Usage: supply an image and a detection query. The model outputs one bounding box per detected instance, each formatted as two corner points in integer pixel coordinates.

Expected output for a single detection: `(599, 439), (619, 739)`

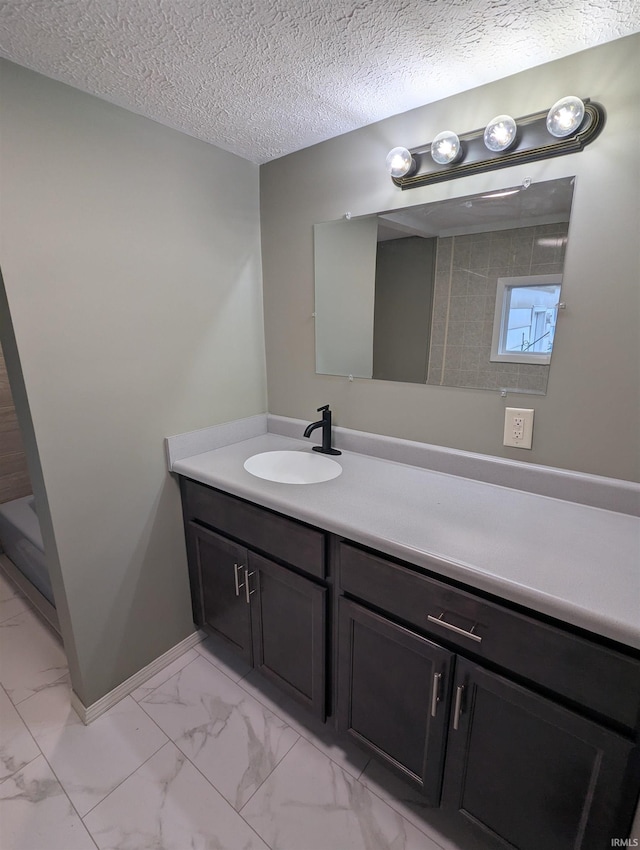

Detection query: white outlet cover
(504, 407), (534, 449)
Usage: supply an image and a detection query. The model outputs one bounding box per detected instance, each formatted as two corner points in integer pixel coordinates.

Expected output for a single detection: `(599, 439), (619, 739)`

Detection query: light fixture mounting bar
(393, 100), (604, 190)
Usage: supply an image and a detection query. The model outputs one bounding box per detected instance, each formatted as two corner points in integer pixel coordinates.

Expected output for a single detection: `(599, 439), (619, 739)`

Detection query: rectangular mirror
(314, 176), (575, 394)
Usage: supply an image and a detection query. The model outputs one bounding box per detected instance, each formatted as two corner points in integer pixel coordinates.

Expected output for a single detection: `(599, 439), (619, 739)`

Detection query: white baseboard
(71, 630), (204, 724)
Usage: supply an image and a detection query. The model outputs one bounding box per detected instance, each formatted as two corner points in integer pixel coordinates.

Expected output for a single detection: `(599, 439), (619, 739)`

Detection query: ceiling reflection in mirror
(313, 177), (575, 394)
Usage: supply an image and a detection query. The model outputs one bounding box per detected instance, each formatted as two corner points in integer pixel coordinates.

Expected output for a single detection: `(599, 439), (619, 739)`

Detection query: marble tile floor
(0, 562), (496, 850)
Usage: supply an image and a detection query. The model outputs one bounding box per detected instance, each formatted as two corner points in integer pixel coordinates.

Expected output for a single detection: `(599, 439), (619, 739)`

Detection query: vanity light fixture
(546, 96), (585, 138)
(385, 146), (416, 178)
(483, 114), (518, 152)
(387, 96), (604, 190)
(430, 130), (462, 164)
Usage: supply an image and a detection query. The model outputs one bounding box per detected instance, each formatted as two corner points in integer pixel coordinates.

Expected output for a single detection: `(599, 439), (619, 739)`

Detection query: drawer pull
(430, 672), (442, 718)
(233, 563), (245, 597)
(453, 685), (464, 730)
(244, 569), (256, 604)
(427, 613), (482, 643)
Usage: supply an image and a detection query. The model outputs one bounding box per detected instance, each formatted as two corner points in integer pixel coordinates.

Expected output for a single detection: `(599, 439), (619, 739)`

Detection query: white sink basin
(244, 450), (342, 484)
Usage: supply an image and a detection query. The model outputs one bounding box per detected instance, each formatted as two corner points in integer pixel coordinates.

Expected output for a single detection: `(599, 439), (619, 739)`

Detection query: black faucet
(303, 405), (341, 455)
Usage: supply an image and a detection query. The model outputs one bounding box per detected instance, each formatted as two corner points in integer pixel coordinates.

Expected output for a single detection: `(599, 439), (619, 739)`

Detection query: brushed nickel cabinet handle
(233, 563), (245, 597)
(430, 672), (442, 718)
(453, 685), (464, 730)
(244, 569), (256, 604)
(427, 613), (482, 643)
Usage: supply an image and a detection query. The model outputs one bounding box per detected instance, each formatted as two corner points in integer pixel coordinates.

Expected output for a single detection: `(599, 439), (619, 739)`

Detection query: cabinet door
(337, 598), (454, 803)
(188, 522), (253, 664)
(248, 552), (327, 720)
(442, 657), (637, 850)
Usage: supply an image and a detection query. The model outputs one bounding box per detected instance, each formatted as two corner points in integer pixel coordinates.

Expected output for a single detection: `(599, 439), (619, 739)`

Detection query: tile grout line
(237, 728), (301, 815)
(356, 756), (371, 780)
(207, 661), (454, 850)
(105, 638), (468, 850)
(231, 672), (370, 781)
(0, 582), (35, 625)
(0, 589), (68, 709)
(1, 589), (276, 847)
(0, 682), (45, 785)
(0, 683), (48, 800)
(0, 750), (41, 786)
(21, 739), (101, 849)
(226, 667), (448, 844)
(177, 741), (279, 850)
(194, 640), (253, 685)
(12, 680), (170, 833)
(132, 651), (285, 783)
(304, 735), (450, 850)
(0, 597), (84, 845)
(354, 774), (450, 850)
(135, 647), (305, 829)
(11, 669), (71, 707)
(130, 646), (202, 703)
(77, 731), (171, 822)
(134, 653), (300, 850)
(4, 618), (456, 850)
(197, 644), (379, 785)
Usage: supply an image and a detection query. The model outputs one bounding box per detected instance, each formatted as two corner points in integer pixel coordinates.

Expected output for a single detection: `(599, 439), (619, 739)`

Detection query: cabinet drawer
(182, 479), (326, 579)
(339, 542), (640, 732)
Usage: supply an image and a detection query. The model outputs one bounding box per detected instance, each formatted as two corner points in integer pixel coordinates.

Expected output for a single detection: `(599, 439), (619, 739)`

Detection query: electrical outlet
(504, 407), (534, 449)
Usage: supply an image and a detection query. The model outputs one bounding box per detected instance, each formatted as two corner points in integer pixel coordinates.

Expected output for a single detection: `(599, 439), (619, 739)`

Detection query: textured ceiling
(0, 1), (638, 163)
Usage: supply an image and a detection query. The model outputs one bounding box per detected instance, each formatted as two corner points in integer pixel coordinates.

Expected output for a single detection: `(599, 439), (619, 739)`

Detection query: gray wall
(373, 236), (434, 384)
(0, 60), (267, 704)
(260, 35), (640, 482)
(314, 217), (377, 378)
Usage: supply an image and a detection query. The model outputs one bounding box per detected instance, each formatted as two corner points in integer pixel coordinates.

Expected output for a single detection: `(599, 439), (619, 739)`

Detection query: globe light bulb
(546, 96), (585, 138)
(484, 115), (517, 152)
(385, 147), (415, 178)
(430, 131), (462, 165)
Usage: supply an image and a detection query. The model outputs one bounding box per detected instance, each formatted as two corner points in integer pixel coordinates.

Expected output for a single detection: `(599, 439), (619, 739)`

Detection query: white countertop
(172, 431), (640, 651)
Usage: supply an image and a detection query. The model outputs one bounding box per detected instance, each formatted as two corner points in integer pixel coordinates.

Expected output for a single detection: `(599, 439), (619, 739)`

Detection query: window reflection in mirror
(490, 275), (562, 366)
(313, 177), (575, 395)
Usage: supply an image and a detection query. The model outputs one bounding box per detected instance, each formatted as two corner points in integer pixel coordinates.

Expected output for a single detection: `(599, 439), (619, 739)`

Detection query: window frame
(490, 273), (562, 366)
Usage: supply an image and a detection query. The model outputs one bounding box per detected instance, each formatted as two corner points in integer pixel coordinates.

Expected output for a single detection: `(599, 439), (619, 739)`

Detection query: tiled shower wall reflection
(427, 223), (568, 392)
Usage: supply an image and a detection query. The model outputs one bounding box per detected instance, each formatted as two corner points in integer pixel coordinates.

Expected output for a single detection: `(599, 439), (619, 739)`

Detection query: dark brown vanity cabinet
(191, 524), (252, 661)
(336, 542), (640, 849)
(181, 479), (328, 719)
(179, 477), (640, 848)
(337, 597), (454, 803)
(442, 658), (636, 850)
